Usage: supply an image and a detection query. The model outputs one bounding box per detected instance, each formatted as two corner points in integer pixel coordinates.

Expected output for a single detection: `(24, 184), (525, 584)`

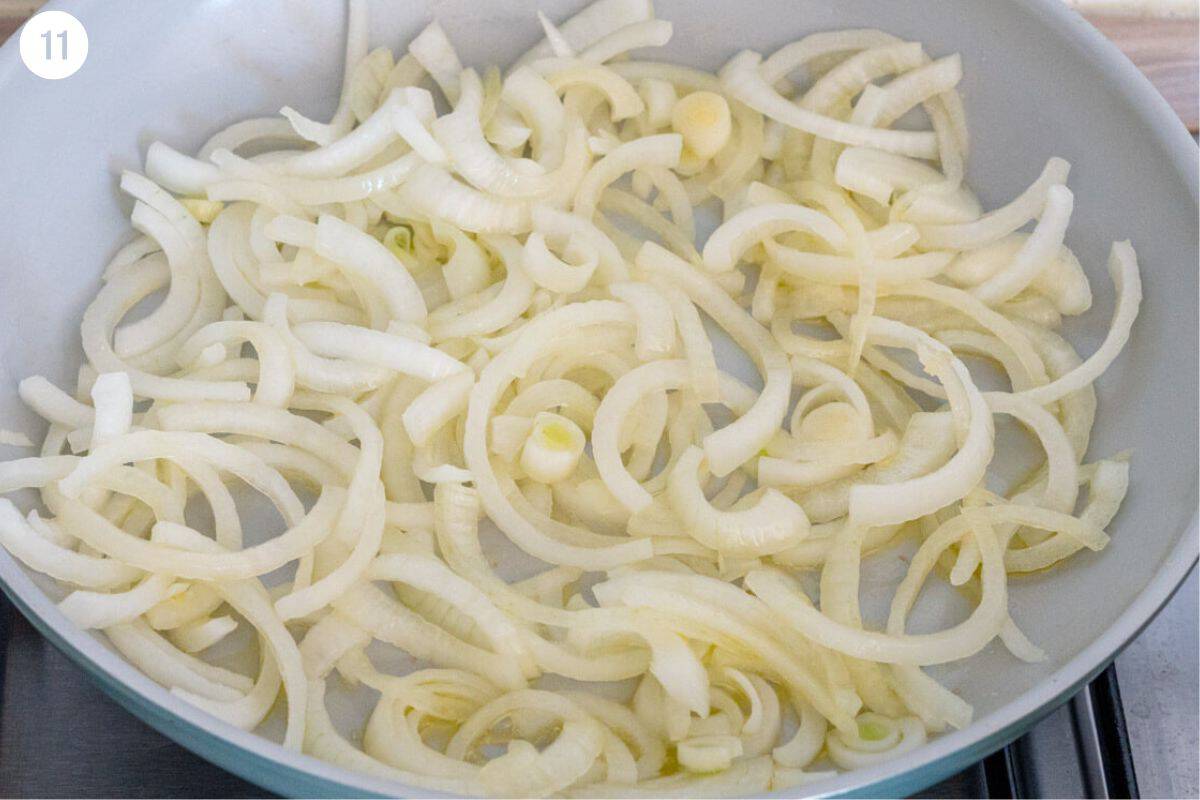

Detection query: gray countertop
(1114, 568), (1198, 799)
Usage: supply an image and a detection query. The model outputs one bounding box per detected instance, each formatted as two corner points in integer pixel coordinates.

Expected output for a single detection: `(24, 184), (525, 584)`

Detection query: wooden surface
(0, 0), (38, 45)
(0, 1), (1195, 130)
(1088, 13), (1199, 130)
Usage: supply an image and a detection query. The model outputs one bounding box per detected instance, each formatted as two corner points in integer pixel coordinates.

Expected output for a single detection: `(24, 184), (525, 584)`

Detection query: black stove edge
(1088, 665), (1139, 798)
(970, 663), (1138, 800)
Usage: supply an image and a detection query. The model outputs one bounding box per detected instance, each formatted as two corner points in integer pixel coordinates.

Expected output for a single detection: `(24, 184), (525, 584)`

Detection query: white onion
(721, 51), (940, 158)
(407, 21), (463, 103)
(668, 447), (810, 556)
(574, 134), (682, 220)
(702, 202), (847, 273)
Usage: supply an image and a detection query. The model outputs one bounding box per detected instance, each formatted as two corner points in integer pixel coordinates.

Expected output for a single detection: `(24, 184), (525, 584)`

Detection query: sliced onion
(703, 202), (846, 273)
(0, 5), (1146, 793)
(721, 51), (939, 158)
(668, 447), (810, 556)
(1016, 241), (1141, 406)
(408, 21), (463, 103)
(918, 158), (1070, 250)
(574, 134), (682, 220)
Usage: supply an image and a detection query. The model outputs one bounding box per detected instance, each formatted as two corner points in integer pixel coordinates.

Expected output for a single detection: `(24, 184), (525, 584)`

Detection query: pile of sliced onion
(0, 0), (1141, 796)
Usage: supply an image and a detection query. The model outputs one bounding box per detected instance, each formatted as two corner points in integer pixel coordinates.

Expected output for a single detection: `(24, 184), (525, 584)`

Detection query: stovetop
(0, 569), (1195, 799)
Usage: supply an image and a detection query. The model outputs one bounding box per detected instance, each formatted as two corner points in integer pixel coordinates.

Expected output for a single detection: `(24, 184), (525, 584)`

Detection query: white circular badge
(19, 10), (89, 80)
